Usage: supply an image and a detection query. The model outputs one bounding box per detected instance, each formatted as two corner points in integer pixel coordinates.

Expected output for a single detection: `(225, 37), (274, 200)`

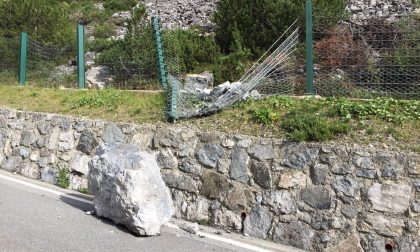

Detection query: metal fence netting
(26, 36), (77, 88)
(94, 19), (160, 90)
(313, 14), (420, 99)
(0, 37), (19, 83)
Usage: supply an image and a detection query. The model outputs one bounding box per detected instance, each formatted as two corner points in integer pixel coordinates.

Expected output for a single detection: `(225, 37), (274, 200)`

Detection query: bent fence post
(77, 24), (85, 89)
(305, 0), (314, 95)
(19, 32), (27, 86)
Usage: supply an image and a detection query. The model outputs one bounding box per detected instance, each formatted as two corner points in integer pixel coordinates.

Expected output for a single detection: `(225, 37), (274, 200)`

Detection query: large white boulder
(88, 143), (174, 236)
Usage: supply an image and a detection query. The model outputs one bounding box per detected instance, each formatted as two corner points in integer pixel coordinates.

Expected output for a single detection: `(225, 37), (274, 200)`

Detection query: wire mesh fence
(0, 36), (19, 84)
(313, 14), (420, 99)
(94, 18), (160, 90)
(95, 61), (158, 90)
(26, 36), (77, 88)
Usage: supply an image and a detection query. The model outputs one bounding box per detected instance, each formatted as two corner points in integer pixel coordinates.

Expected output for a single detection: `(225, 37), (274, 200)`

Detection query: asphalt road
(0, 177), (249, 252)
(0, 172), (297, 252)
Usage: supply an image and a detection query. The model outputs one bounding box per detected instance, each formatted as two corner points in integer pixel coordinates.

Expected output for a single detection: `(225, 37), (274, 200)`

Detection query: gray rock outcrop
(347, 0), (414, 20)
(88, 143), (174, 236)
(86, 66), (112, 89)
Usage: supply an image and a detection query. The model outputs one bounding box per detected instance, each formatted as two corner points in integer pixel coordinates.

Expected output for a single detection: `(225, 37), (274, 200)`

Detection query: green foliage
(71, 89), (122, 110)
(57, 166), (70, 189)
(212, 48), (252, 83)
(265, 96), (297, 109)
(210, 25), (252, 83)
(95, 6), (158, 89)
(214, 0), (347, 55)
(0, 0), (73, 46)
(0, 37), (20, 70)
(87, 38), (115, 52)
(281, 113), (349, 142)
(163, 29), (221, 74)
(327, 97), (420, 123)
(250, 108), (279, 124)
(103, 0), (138, 12)
(65, 0), (107, 24)
(93, 22), (117, 39)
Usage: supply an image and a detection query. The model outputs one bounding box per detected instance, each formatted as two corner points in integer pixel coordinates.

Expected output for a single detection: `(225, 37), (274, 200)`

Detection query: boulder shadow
(59, 194), (136, 236)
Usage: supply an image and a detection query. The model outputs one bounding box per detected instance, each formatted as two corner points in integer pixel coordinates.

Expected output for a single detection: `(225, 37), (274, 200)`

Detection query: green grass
(184, 96), (420, 151)
(0, 84), (418, 151)
(0, 85), (166, 124)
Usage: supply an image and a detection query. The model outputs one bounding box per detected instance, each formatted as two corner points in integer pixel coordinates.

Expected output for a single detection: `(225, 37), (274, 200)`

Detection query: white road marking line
(0, 174), (92, 204)
(196, 231), (273, 252)
(164, 223), (272, 252)
(1, 173), (272, 252)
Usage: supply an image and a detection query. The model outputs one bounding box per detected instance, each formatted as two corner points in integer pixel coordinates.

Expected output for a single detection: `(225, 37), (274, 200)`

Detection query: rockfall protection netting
(0, 35), (76, 87)
(164, 21), (300, 120)
(313, 14), (420, 99)
(0, 37), (19, 83)
(94, 19), (159, 90)
(26, 37), (76, 88)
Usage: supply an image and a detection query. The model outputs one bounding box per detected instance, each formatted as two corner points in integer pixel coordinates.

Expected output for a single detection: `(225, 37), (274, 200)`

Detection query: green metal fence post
(305, 0), (314, 95)
(151, 16), (168, 90)
(77, 24), (85, 89)
(18, 32), (27, 86)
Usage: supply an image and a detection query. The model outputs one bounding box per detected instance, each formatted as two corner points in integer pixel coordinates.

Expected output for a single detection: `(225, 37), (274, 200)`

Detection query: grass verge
(0, 85), (418, 152)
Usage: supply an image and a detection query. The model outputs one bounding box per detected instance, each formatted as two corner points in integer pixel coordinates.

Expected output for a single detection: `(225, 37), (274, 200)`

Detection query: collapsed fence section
(159, 18), (300, 120)
(312, 14), (420, 99)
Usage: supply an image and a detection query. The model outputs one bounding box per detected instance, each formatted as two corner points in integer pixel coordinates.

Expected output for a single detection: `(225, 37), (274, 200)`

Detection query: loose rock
(88, 143), (174, 236)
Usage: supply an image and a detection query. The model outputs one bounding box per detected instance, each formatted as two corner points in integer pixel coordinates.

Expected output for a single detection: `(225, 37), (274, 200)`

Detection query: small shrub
(103, 0), (138, 12)
(57, 167), (70, 189)
(281, 114), (349, 142)
(314, 24), (367, 67)
(266, 96), (297, 109)
(93, 23), (117, 39)
(163, 29), (221, 75)
(250, 108), (279, 124)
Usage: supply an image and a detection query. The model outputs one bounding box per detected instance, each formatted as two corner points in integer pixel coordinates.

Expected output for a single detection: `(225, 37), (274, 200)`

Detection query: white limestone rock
(88, 143), (174, 236)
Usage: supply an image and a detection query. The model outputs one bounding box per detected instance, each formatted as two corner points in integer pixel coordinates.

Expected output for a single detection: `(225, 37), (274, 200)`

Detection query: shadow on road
(59, 194), (136, 236)
(60, 194), (94, 212)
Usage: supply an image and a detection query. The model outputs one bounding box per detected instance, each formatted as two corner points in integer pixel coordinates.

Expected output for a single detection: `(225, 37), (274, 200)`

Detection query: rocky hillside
(141, 0), (417, 30)
(143, 0), (218, 31)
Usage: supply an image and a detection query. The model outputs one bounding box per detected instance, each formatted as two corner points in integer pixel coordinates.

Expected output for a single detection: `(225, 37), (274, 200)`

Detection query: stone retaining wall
(0, 108), (419, 251)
